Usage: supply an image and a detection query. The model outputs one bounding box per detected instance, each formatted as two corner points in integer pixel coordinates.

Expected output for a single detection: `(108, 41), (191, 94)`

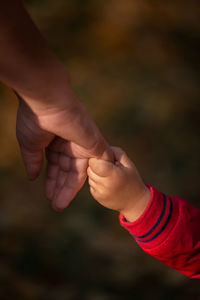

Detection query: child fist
(87, 147), (150, 222)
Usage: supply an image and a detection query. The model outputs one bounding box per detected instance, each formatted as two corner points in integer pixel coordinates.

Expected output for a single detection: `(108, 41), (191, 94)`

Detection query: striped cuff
(119, 185), (179, 249)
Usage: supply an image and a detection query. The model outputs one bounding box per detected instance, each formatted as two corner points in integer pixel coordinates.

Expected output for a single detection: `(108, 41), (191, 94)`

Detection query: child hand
(87, 147), (151, 222)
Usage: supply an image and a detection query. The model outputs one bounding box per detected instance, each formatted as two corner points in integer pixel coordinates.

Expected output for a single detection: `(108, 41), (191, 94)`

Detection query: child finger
(88, 177), (98, 188)
(89, 186), (97, 196)
(111, 146), (133, 168)
(87, 166), (104, 183)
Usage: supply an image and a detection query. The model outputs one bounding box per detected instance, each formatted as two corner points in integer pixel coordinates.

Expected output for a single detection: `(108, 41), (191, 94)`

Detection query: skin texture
(0, 0), (114, 210)
(16, 95), (113, 211)
(87, 147), (151, 222)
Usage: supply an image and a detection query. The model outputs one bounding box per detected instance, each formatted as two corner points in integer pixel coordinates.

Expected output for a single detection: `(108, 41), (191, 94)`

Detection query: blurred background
(0, 0), (200, 299)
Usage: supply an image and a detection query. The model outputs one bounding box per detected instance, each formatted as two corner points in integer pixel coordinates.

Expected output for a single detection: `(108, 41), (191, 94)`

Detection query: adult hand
(16, 94), (113, 211)
(0, 0), (114, 211)
(45, 138), (89, 211)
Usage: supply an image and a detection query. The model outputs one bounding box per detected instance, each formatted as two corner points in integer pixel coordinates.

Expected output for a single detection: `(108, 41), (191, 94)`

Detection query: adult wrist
(15, 60), (70, 103)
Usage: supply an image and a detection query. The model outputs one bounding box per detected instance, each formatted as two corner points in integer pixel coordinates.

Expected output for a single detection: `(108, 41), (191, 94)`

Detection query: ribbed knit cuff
(119, 185), (179, 249)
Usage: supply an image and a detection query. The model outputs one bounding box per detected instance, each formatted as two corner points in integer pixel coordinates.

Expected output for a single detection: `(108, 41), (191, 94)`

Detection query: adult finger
(19, 145), (43, 180)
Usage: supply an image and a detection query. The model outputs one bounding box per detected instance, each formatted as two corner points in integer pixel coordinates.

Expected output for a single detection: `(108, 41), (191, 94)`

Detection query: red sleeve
(119, 185), (200, 279)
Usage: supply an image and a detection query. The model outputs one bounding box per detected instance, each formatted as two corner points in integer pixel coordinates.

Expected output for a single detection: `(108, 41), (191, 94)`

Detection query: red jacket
(119, 185), (200, 279)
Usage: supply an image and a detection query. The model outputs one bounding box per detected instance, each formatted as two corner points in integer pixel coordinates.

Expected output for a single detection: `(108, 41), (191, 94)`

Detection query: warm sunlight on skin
(16, 94), (113, 212)
(87, 147), (151, 222)
(0, 1), (114, 212)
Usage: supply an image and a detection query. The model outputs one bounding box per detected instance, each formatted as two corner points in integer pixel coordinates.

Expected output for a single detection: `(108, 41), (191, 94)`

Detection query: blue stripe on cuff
(136, 197), (173, 243)
(134, 193), (167, 239)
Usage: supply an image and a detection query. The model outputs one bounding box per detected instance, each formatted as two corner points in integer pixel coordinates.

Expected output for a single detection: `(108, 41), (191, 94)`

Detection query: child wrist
(120, 187), (151, 222)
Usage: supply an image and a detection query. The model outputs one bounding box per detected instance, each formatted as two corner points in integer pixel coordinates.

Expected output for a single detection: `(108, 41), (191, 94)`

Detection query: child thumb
(89, 158), (114, 177)
(111, 147), (133, 168)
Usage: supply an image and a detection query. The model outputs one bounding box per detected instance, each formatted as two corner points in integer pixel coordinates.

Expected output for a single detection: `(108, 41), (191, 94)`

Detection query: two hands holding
(16, 89), (150, 222)
(16, 93), (150, 222)
(0, 0), (150, 223)
(1, 1), (199, 279)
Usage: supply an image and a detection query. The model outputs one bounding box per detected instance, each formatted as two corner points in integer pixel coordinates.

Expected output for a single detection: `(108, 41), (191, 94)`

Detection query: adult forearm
(0, 0), (70, 105)
(0, 1), (113, 160)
